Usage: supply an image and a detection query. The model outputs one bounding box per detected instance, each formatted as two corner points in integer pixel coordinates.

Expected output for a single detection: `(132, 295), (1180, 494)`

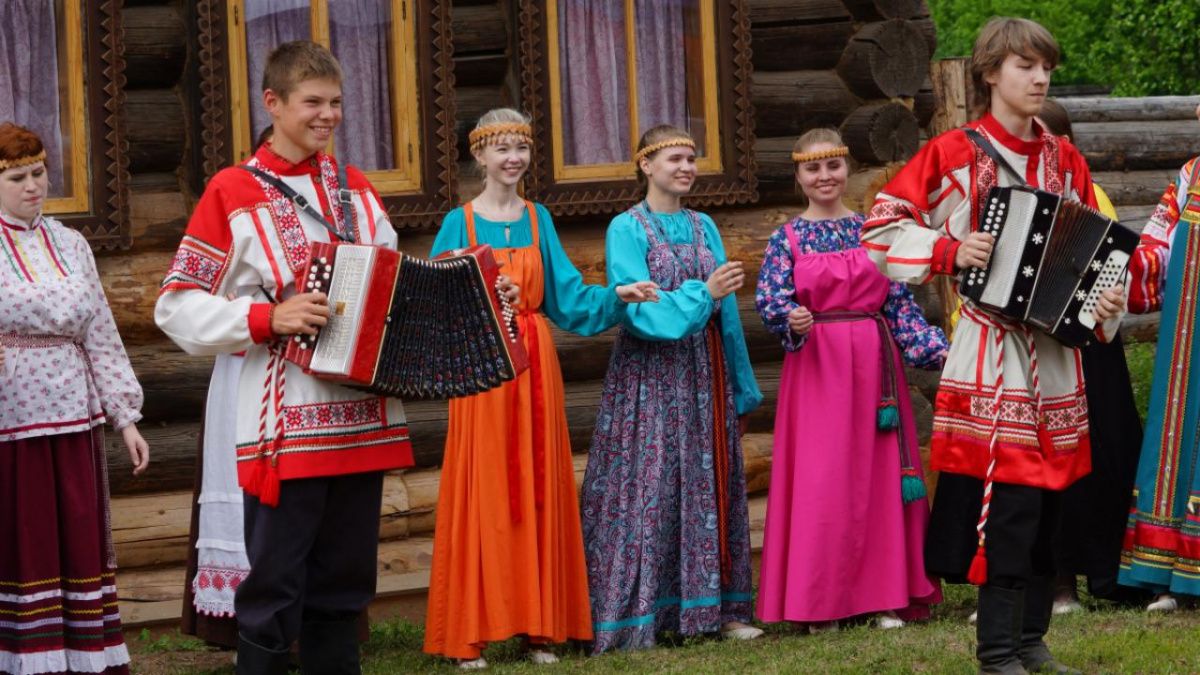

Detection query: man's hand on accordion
(616, 281), (660, 303)
(955, 232), (996, 271)
(1093, 284), (1126, 323)
(271, 292), (330, 336)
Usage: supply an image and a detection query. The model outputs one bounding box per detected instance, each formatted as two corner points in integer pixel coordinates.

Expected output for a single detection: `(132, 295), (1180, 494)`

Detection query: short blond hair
(262, 40), (343, 100)
(970, 18), (1059, 117)
(792, 128), (844, 158)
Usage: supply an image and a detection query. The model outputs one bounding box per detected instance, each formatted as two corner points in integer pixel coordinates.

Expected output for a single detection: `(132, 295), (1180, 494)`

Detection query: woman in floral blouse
(754, 128), (946, 632)
(0, 123), (148, 675)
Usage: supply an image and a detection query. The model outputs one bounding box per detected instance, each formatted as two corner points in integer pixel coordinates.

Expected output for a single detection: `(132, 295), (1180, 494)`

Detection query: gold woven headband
(792, 146), (849, 163)
(0, 150), (47, 171)
(468, 123), (533, 152)
(634, 138), (696, 164)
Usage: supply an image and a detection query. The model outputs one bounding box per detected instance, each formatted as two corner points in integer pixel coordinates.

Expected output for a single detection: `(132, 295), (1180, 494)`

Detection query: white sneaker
(967, 610), (977, 625)
(1052, 598), (1083, 615)
(721, 624), (764, 641)
(459, 657), (488, 670)
(1147, 594), (1179, 612)
(877, 613), (905, 629)
(529, 650), (559, 665)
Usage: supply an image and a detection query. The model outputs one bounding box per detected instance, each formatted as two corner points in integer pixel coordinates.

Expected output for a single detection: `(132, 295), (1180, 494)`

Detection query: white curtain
(0, 0), (65, 196)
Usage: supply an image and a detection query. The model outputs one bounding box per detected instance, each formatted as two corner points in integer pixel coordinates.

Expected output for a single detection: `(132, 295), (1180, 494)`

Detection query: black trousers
(234, 471), (384, 651)
(926, 474), (1061, 588)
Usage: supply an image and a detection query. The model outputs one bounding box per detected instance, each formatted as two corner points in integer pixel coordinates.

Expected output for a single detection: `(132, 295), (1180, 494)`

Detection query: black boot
(299, 617), (362, 675)
(1019, 576), (1081, 674)
(976, 585), (1029, 675)
(237, 635), (291, 675)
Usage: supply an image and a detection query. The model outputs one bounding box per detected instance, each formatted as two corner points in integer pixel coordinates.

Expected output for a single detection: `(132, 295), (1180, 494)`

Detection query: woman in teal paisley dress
(581, 125), (763, 653)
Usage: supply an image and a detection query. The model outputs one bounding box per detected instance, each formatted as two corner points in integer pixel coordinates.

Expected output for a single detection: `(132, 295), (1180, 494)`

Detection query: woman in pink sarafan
(754, 128), (946, 632)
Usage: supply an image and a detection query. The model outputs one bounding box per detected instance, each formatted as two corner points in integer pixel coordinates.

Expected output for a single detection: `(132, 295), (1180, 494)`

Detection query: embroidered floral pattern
(282, 397), (383, 432)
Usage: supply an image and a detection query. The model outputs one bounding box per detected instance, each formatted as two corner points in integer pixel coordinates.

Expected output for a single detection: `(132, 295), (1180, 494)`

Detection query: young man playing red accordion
(862, 18), (1125, 675)
(155, 42), (519, 674)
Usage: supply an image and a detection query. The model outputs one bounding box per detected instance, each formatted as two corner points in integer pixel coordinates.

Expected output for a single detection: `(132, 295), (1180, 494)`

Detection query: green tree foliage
(927, 0), (1200, 95)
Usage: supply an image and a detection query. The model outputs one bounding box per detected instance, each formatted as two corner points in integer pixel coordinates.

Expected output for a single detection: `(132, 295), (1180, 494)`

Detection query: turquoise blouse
(605, 208), (763, 415)
(430, 202), (624, 337)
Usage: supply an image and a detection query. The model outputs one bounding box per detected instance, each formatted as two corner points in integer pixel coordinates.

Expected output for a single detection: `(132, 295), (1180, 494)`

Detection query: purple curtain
(245, 0), (311, 148)
(558, 0), (698, 166)
(0, 1), (65, 197)
(635, 1), (690, 141)
(558, 0), (629, 165)
(244, 0), (394, 171)
(330, 0), (394, 171)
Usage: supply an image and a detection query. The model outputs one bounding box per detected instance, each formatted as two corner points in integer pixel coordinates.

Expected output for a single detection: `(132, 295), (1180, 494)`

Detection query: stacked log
(749, 0), (936, 198)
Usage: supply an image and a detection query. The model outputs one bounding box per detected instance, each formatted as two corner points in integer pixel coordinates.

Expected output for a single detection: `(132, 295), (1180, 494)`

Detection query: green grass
(130, 585), (1200, 674)
(1124, 341), (1156, 426)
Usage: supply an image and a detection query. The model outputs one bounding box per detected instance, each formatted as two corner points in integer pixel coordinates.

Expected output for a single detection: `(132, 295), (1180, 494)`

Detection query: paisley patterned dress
(582, 203), (761, 653)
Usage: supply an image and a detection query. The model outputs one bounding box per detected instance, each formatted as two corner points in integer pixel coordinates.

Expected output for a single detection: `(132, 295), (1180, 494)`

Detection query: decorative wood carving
(517, 0), (758, 216)
(71, 0), (131, 250)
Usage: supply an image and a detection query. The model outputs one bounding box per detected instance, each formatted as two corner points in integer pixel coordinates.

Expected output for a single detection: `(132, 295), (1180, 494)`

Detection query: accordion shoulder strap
(238, 164), (355, 243)
(962, 127), (1027, 187)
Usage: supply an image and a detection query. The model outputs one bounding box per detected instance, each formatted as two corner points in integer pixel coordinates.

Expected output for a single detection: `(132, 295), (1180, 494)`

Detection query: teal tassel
(901, 474), (927, 504)
(876, 401), (899, 430)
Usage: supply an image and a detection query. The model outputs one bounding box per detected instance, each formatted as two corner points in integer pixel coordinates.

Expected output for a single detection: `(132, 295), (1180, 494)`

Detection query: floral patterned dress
(0, 213), (143, 675)
(582, 203), (761, 653)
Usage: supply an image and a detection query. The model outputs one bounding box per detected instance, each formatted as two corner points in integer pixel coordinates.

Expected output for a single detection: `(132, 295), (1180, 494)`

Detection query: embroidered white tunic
(0, 214), (142, 441)
(155, 147), (413, 499)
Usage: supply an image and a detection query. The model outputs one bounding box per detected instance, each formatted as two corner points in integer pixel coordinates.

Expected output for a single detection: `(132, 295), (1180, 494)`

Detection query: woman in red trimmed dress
(0, 122), (149, 674)
(863, 19), (1125, 674)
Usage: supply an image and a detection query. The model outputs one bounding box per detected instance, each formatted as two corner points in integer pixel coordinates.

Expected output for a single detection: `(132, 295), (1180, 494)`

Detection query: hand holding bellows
(271, 292), (330, 336)
(1093, 284), (1126, 322)
(956, 232), (996, 271)
(616, 280), (660, 303)
(706, 261), (744, 300)
(788, 305), (814, 336)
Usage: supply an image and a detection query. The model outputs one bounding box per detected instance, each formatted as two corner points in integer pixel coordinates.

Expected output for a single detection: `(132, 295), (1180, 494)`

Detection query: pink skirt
(0, 427), (130, 674)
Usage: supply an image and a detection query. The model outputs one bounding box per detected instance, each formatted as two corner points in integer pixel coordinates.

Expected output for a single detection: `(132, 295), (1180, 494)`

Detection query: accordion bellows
(960, 186), (1138, 347)
(285, 242), (529, 399)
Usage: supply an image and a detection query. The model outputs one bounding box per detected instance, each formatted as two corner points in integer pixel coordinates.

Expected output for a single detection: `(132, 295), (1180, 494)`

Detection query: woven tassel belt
(811, 310), (926, 504)
(0, 333), (80, 348)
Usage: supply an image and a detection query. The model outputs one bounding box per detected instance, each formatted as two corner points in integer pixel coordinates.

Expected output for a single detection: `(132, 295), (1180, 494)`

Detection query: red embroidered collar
(975, 113), (1046, 156)
(253, 142), (324, 176)
(0, 213), (42, 232)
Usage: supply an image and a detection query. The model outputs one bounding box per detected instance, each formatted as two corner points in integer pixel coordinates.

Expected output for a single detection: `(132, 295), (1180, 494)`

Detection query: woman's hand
(955, 232), (996, 271)
(496, 275), (520, 306)
(705, 262), (745, 301)
(271, 292), (329, 336)
(616, 281), (660, 303)
(122, 424), (150, 476)
(1094, 284), (1126, 322)
(788, 306), (814, 336)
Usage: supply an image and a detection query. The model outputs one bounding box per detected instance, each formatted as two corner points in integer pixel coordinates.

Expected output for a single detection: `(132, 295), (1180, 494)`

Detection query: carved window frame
(517, 0), (757, 216)
(196, 0), (457, 229)
(43, 1), (131, 249)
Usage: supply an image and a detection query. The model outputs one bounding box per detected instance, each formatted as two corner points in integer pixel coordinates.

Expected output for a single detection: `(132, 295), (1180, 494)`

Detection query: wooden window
(0, 1), (130, 247)
(200, 0), (457, 228)
(519, 0), (756, 215)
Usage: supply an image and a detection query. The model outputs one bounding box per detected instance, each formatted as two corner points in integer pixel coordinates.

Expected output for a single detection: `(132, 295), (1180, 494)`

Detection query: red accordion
(285, 242), (529, 399)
